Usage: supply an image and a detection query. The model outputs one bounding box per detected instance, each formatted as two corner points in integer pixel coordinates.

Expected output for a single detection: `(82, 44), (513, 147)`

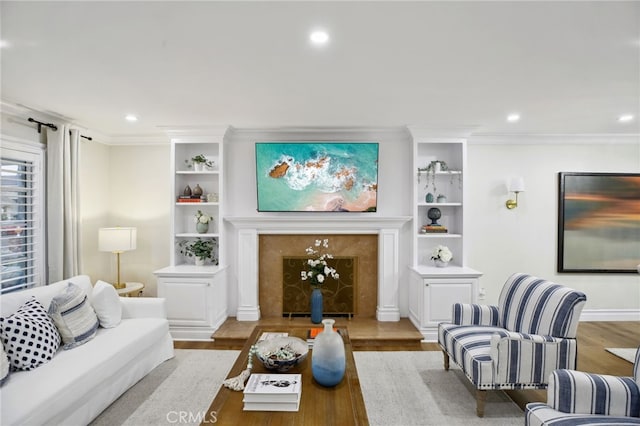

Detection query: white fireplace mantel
(225, 216), (411, 322)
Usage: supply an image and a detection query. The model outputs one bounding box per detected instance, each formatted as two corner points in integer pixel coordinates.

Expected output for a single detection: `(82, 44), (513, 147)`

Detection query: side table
(116, 282), (145, 297)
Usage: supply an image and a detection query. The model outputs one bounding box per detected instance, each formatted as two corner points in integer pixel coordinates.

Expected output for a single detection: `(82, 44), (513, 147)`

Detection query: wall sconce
(99, 227), (137, 289)
(505, 177), (525, 209)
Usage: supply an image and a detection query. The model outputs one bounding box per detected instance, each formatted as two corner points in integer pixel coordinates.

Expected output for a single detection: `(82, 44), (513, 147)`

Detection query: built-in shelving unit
(154, 127), (229, 341)
(407, 128), (482, 341)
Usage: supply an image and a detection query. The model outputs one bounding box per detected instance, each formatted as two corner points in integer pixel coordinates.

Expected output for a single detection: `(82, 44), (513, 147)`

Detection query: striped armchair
(525, 347), (640, 425)
(438, 273), (587, 417)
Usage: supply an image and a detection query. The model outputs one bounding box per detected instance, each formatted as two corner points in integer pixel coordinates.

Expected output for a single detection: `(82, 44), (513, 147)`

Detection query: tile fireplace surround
(226, 216), (411, 322)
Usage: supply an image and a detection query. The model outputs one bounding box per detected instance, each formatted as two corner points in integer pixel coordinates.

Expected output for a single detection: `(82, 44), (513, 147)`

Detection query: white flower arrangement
(194, 210), (213, 224)
(430, 245), (453, 262)
(300, 239), (340, 287)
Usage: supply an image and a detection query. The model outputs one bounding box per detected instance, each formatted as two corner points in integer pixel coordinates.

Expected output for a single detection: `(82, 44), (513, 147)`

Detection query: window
(1, 139), (45, 293)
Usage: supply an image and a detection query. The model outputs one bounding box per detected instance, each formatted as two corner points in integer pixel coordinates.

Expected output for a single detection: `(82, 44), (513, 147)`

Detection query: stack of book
(243, 373), (302, 412)
(177, 195), (203, 203)
(422, 224), (448, 233)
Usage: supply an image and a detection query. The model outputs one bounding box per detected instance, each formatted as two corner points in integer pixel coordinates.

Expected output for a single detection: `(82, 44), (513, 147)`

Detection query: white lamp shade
(508, 177), (526, 193)
(99, 227), (137, 252)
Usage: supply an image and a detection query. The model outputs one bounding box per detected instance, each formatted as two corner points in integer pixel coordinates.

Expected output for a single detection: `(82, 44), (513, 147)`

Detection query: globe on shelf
(427, 207), (442, 225)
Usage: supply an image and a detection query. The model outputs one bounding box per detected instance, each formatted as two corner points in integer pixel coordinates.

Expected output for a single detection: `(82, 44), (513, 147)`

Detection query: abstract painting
(558, 172), (640, 273)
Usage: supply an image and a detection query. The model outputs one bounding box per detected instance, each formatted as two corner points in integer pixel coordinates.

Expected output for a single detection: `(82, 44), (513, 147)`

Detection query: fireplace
(226, 216), (410, 322)
(259, 234), (377, 318)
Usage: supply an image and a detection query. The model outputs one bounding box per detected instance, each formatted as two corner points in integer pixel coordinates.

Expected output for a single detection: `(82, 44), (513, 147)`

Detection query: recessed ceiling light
(618, 114), (634, 123)
(125, 114), (138, 122)
(310, 30), (329, 45)
(507, 113), (520, 123)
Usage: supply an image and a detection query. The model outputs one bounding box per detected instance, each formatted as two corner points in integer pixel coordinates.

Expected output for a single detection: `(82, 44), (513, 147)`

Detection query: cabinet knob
(425, 283), (429, 287)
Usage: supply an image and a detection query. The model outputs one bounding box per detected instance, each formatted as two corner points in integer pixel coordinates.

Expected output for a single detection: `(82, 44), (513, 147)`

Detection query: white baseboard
(580, 309), (640, 322)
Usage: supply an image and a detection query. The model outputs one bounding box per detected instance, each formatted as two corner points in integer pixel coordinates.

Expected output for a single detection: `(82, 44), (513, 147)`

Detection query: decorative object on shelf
(418, 160), (449, 194)
(98, 227), (137, 289)
(427, 207), (442, 225)
(206, 192), (219, 203)
(437, 194), (447, 203)
(192, 184), (203, 197)
(178, 238), (217, 265)
(505, 177), (525, 209)
(189, 154), (213, 172)
(194, 210), (213, 234)
(425, 192), (434, 203)
(431, 245), (453, 267)
(254, 336), (309, 372)
(311, 319), (346, 387)
(300, 239), (340, 324)
(183, 185), (192, 196)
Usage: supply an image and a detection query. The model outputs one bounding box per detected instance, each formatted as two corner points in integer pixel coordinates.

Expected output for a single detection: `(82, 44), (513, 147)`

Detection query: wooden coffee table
(205, 325), (369, 425)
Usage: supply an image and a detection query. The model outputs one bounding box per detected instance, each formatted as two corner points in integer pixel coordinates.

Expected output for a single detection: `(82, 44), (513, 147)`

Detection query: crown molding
(469, 133), (640, 145)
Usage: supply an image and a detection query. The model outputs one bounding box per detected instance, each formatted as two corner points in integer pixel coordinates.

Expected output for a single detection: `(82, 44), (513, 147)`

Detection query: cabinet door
(158, 277), (213, 327)
(423, 279), (476, 327)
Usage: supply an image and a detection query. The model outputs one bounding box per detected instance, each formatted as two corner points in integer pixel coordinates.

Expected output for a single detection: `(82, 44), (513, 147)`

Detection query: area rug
(606, 347), (637, 363)
(90, 349), (240, 426)
(91, 349), (524, 426)
(354, 351), (524, 425)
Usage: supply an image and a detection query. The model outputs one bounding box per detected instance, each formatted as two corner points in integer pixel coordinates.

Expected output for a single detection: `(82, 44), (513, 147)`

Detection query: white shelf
(417, 233), (462, 239)
(176, 171), (220, 175)
(418, 202), (462, 207)
(175, 233), (220, 238)
(175, 202), (219, 206)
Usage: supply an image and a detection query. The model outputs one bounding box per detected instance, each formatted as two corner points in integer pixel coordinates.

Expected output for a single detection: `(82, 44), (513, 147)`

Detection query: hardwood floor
(174, 319), (639, 411)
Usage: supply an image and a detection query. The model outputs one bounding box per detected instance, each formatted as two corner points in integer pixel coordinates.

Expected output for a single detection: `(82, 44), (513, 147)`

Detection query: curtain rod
(28, 117), (57, 133)
(27, 117), (92, 140)
(69, 130), (92, 141)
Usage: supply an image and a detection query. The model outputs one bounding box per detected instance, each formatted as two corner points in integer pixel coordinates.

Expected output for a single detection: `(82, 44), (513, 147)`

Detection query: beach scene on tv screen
(255, 142), (378, 212)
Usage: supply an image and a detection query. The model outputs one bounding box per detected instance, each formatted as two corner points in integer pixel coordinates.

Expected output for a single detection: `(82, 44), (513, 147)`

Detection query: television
(255, 142), (378, 212)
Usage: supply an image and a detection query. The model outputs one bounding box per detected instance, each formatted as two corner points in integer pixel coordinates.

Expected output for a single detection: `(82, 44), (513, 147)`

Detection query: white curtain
(46, 125), (82, 282)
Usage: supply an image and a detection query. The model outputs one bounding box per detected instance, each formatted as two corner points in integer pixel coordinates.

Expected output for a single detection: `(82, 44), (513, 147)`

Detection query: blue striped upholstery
(498, 273), (586, 338)
(525, 347), (640, 425)
(437, 273), (587, 404)
(452, 303), (499, 326)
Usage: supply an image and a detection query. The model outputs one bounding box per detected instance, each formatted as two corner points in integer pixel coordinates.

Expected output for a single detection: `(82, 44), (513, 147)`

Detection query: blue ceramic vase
(310, 287), (323, 324)
(312, 319), (346, 387)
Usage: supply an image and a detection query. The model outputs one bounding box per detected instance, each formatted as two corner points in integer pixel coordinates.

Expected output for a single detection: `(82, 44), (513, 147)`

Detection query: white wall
(466, 135), (640, 317)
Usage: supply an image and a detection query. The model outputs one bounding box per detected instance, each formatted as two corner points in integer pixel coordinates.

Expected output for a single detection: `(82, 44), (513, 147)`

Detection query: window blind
(1, 155), (43, 293)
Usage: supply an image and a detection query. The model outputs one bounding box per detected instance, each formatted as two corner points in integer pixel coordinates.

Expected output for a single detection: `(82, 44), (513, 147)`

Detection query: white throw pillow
(48, 282), (99, 349)
(92, 280), (122, 328)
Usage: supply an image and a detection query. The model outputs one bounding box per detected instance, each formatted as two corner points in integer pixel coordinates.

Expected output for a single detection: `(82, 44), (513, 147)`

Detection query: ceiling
(1, 1), (639, 141)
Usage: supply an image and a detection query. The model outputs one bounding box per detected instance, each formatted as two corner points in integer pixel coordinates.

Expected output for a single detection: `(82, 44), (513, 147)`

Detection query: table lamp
(99, 227), (137, 289)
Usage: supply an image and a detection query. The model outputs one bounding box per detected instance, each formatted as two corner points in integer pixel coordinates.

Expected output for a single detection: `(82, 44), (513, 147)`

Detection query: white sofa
(0, 275), (174, 426)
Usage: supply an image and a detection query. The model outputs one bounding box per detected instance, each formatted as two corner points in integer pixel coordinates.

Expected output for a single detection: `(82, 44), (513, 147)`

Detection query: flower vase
(434, 259), (449, 267)
(310, 287), (323, 324)
(195, 257), (205, 266)
(196, 222), (209, 234)
(312, 319), (346, 387)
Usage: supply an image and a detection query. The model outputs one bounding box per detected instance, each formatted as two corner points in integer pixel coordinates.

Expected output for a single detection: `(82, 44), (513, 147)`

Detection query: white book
(243, 399), (301, 412)
(257, 332), (289, 342)
(243, 373), (302, 403)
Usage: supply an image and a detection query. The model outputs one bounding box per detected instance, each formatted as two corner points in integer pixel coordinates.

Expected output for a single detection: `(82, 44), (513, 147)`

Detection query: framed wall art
(557, 172), (640, 273)
(255, 142), (378, 212)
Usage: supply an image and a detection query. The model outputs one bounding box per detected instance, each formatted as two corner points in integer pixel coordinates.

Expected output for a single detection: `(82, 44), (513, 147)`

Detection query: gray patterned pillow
(0, 297), (61, 371)
(48, 282), (99, 349)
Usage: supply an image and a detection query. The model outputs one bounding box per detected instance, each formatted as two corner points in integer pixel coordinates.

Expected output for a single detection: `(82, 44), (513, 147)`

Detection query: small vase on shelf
(310, 287), (323, 324)
(195, 257), (205, 266)
(312, 319), (346, 387)
(196, 222), (209, 234)
(434, 259), (449, 267)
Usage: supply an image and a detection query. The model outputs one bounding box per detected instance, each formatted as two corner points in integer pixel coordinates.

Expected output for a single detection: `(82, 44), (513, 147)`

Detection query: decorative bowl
(254, 336), (309, 372)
